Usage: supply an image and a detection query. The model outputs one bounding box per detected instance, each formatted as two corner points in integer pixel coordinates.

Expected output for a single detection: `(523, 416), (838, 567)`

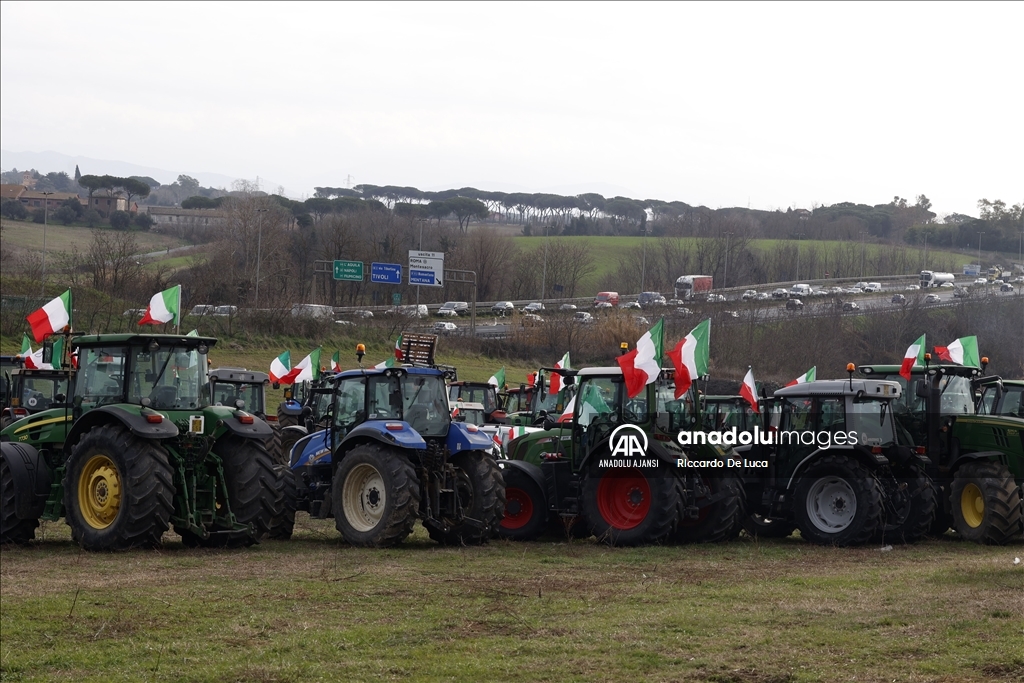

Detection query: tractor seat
(150, 386), (178, 409)
(405, 405), (428, 432)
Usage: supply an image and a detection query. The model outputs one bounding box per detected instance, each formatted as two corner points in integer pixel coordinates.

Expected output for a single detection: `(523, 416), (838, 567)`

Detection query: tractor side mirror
(300, 405), (313, 418)
(543, 417), (558, 430)
(54, 393), (66, 404)
(915, 380), (929, 399)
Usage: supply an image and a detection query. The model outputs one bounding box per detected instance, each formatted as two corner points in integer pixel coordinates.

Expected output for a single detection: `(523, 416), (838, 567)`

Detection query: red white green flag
(740, 367), (760, 413)
(293, 348), (321, 383)
(786, 366), (816, 387)
(138, 285), (180, 326)
(488, 366), (506, 390)
(26, 289), (72, 342)
(269, 350), (293, 384)
(934, 336), (980, 366)
(616, 318), (664, 398)
(900, 334), (926, 381)
(331, 351), (342, 373)
(549, 351), (570, 393)
(374, 357), (397, 370)
(394, 334), (404, 361)
(666, 318), (710, 398)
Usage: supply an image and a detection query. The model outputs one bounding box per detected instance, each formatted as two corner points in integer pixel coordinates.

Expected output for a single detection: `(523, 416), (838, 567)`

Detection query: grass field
(1, 519), (1021, 682)
(0, 218), (186, 254)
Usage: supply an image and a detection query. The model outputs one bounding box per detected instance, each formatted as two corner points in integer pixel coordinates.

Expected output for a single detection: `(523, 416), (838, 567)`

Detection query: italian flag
(138, 285), (180, 326)
(934, 336), (980, 366)
(617, 319), (664, 398)
(900, 334), (926, 381)
(269, 350), (293, 384)
(666, 318), (710, 398)
(331, 351), (342, 373)
(374, 357), (397, 370)
(292, 348), (322, 383)
(786, 366), (816, 387)
(549, 351), (570, 393)
(394, 334), (404, 361)
(488, 366), (506, 390)
(740, 367), (760, 413)
(19, 334), (43, 369)
(26, 289), (72, 342)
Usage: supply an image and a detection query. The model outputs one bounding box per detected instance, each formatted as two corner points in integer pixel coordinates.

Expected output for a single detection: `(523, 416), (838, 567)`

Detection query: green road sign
(392, 292), (402, 305)
(333, 260), (364, 281)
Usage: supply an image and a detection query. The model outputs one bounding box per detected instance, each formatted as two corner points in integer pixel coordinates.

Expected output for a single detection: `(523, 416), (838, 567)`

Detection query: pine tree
(74, 164), (81, 182)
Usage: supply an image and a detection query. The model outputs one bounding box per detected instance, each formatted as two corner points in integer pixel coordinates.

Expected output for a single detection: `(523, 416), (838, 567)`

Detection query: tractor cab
(701, 395), (758, 432)
(209, 368), (271, 419)
(1, 355), (25, 416)
(975, 378), (1024, 418)
(504, 368), (576, 428)
(447, 380), (506, 423)
(2, 367), (73, 428)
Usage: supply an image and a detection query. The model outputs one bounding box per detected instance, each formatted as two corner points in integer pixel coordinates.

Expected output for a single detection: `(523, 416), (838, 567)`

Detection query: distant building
(88, 195), (128, 215)
(145, 206), (226, 227)
(19, 190), (82, 210)
(0, 184), (26, 201)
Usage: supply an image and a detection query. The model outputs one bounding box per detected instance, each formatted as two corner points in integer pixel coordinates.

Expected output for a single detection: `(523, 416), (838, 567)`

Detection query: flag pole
(176, 284), (181, 335)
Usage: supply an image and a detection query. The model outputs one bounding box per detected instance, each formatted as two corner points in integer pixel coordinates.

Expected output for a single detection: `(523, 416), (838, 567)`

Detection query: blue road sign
(409, 269), (436, 285)
(371, 262), (402, 284)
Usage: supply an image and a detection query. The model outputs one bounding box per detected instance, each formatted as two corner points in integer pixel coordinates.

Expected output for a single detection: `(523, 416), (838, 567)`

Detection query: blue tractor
(283, 335), (508, 547)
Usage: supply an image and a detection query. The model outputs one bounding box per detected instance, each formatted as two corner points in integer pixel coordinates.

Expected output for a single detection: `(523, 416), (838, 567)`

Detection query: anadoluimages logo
(609, 424), (649, 458)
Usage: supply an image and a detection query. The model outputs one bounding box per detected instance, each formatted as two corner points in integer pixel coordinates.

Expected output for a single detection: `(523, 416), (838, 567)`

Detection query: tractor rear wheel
(266, 423), (286, 466)
(0, 458), (38, 545)
(950, 461), (1022, 545)
(334, 445), (419, 547)
(792, 455), (883, 546)
(741, 513), (796, 539)
(429, 451), (505, 546)
(217, 437), (280, 543)
(582, 465), (678, 546)
(876, 469), (936, 544)
(64, 424), (174, 550)
(497, 467), (547, 541)
(269, 465), (298, 539)
(673, 475), (745, 543)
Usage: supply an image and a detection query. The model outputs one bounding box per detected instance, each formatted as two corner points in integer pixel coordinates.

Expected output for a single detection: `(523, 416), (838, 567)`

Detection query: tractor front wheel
(950, 461), (1022, 545)
(0, 458), (39, 545)
(217, 437), (280, 544)
(64, 424), (174, 550)
(429, 451), (505, 546)
(582, 466), (678, 546)
(876, 469), (936, 544)
(269, 465), (298, 540)
(674, 475), (745, 543)
(497, 467), (546, 541)
(792, 455), (883, 546)
(334, 445), (419, 547)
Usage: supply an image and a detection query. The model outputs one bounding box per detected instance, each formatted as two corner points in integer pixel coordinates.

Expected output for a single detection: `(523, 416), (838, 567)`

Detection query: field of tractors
(1, 517), (1022, 683)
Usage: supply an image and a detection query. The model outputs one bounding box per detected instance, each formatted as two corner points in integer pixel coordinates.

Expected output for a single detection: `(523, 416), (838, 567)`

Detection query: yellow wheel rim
(78, 455), (122, 529)
(960, 483), (985, 529)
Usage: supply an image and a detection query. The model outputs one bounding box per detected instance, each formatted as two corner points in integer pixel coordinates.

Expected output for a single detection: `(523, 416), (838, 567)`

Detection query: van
(789, 284), (811, 298)
(290, 303), (335, 320)
(594, 292), (620, 307)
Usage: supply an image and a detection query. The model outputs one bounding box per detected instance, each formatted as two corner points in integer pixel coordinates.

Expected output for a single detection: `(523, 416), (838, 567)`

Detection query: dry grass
(0, 218), (186, 254)
(2, 518), (1022, 682)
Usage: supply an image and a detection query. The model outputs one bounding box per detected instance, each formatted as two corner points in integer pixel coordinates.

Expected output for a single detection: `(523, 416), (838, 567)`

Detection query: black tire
(64, 423), (174, 550)
(949, 461), (1022, 545)
(277, 405), (299, 429)
(741, 513), (796, 539)
(582, 465), (679, 546)
(497, 467), (547, 541)
(429, 451), (505, 546)
(929, 483), (953, 537)
(1, 458), (38, 545)
(673, 475), (745, 543)
(216, 437), (280, 543)
(876, 469), (937, 544)
(333, 444), (419, 547)
(269, 465), (298, 540)
(279, 429), (305, 468)
(266, 423), (286, 466)
(0, 415), (14, 430)
(792, 455), (883, 546)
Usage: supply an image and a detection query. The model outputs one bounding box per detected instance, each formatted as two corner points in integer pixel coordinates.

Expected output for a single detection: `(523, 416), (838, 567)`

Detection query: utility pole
(978, 231), (985, 276)
(540, 226), (549, 300)
(859, 232), (867, 277)
(795, 233), (803, 281)
(415, 219), (424, 307)
(254, 207), (268, 308)
(923, 232), (928, 271)
(723, 232), (733, 288)
(40, 191), (53, 296)
(640, 225), (648, 293)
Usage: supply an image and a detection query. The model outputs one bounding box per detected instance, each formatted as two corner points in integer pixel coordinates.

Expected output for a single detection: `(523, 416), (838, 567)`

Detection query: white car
(905, 284), (920, 291)
(433, 321), (458, 334)
(771, 288), (789, 299)
(844, 287), (862, 295)
(572, 311), (594, 324)
(559, 303), (577, 311)
(675, 307), (693, 317)
(863, 283), (882, 292)
(622, 301), (642, 310)
(940, 282), (955, 288)
(741, 290), (757, 300)
(706, 293), (726, 303)
(755, 292), (771, 301)
(491, 301), (515, 315)
(435, 308), (458, 317)
(973, 278), (989, 285)
(351, 310), (374, 318)
(925, 293), (941, 303)
(594, 301), (613, 310)
(854, 281), (869, 290)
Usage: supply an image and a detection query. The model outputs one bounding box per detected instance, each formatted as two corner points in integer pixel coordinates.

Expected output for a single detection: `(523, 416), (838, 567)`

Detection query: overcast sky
(2, 2), (1021, 217)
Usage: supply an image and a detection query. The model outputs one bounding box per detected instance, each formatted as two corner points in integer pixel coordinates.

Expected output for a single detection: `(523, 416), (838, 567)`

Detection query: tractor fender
(278, 400), (304, 417)
(447, 421), (495, 453)
(335, 422), (427, 460)
(1, 442), (52, 520)
(291, 429), (333, 468)
(948, 450), (1008, 474)
(65, 405), (179, 449)
(498, 458), (546, 493)
(784, 447), (888, 489)
(219, 414), (273, 438)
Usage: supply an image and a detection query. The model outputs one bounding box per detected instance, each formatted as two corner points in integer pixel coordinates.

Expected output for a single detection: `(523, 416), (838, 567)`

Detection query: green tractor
(209, 367), (283, 463)
(498, 366), (744, 546)
(1, 366), (73, 430)
(975, 378), (1024, 418)
(502, 368), (576, 428)
(0, 334), (281, 549)
(859, 361), (1023, 544)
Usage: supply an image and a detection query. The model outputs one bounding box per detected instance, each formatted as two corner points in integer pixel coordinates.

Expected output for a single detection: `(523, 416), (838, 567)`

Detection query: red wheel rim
(501, 487), (534, 529)
(596, 469), (651, 530)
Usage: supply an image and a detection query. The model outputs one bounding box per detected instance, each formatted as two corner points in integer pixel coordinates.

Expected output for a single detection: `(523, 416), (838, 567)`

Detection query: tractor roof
(10, 367), (73, 378)
(448, 381), (494, 388)
(71, 333), (217, 349)
(774, 379), (902, 399)
(858, 363), (981, 378)
(210, 368), (269, 383)
(336, 366), (443, 379)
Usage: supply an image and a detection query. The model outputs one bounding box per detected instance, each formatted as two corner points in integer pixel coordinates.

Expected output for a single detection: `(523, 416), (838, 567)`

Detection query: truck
(920, 271), (956, 288)
(789, 283), (812, 298)
(674, 275), (713, 300)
